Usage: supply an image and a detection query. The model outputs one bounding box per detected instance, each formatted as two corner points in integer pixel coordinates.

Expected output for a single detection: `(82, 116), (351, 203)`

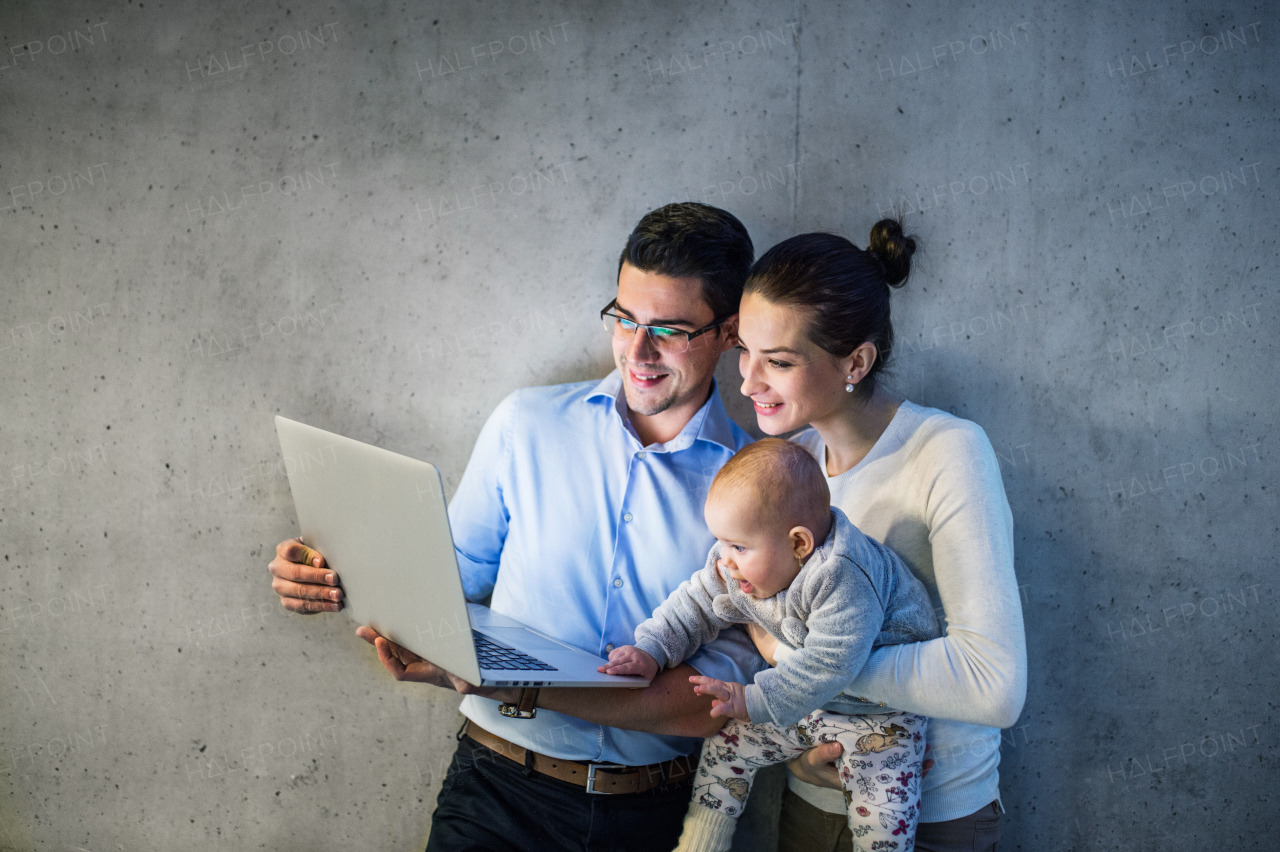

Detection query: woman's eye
(768, 360), (791, 369)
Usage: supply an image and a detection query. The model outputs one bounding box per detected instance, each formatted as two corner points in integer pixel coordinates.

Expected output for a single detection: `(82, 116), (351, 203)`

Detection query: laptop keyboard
(473, 630), (558, 671)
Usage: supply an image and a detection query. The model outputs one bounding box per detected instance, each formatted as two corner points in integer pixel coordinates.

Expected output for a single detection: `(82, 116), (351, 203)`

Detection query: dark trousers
(777, 788), (1001, 852)
(425, 735), (696, 852)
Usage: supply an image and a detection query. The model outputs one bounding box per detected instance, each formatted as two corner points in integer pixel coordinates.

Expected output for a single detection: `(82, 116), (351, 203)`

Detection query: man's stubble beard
(621, 382), (680, 417)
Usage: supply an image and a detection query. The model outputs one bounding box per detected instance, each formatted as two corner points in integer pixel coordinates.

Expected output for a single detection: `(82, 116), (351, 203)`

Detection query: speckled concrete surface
(0, 1), (1275, 850)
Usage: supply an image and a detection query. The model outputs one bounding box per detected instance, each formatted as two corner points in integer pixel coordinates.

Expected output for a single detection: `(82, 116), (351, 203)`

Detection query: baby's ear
(789, 526), (816, 560)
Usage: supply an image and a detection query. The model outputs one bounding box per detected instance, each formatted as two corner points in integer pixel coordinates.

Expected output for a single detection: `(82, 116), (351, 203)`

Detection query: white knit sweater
(787, 401), (1026, 824)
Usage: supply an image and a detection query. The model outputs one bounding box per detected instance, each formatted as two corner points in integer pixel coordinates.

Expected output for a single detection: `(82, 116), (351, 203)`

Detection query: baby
(600, 438), (941, 852)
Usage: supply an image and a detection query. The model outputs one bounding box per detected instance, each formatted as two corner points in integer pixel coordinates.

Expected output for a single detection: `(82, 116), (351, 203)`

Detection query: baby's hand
(598, 645), (659, 679)
(689, 676), (750, 721)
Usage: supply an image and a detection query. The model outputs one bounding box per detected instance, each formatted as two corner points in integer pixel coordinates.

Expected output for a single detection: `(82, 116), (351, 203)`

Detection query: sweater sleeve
(842, 421), (1027, 729)
(633, 549), (743, 670)
(744, 563), (882, 727)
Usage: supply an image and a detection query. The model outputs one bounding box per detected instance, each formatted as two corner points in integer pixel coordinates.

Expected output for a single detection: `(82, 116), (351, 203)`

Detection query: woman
(733, 221), (1026, 852)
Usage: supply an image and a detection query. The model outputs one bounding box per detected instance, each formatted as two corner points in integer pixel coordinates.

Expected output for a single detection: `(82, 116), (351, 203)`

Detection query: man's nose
(625, 326), (660, 363)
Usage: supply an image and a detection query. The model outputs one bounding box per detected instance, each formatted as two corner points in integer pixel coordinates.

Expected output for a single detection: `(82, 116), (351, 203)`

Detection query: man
(271, 202), (836, 850)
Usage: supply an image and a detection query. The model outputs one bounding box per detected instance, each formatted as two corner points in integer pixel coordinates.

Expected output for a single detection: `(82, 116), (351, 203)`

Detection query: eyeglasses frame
(599, 300), (733, 351)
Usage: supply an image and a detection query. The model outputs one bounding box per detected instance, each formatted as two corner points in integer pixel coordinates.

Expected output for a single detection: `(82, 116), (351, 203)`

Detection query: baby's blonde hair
(708, 438), (830, 532)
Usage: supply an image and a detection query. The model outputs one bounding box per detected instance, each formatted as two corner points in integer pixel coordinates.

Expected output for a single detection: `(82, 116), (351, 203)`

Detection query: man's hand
(788, 741), (844, 789)
(268, 538), (343, 613)
(688, 676), (749, 721)
(354, 626), (508, 700)
(597, 645), (659, 679)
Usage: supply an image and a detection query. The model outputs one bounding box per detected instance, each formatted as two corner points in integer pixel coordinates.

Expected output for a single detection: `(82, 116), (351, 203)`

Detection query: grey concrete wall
(1, 0), (1275, 849)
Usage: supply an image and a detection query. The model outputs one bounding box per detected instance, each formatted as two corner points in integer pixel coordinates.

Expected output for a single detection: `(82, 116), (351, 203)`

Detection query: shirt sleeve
(843, 421), (1027, 729)
(744, 563), (883, 727)
(446, 391), (518, 602)
(634, 552), (742, 669)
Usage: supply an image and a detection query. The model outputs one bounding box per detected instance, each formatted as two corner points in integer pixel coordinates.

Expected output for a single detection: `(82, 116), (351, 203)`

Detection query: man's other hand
(788, 741), (935, 791)
(355, 625), (503, 699)
(268, 538), (342, 613)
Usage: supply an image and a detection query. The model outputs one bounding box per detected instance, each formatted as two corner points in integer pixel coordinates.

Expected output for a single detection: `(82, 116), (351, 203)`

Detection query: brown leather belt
(462, 720), (698, 795)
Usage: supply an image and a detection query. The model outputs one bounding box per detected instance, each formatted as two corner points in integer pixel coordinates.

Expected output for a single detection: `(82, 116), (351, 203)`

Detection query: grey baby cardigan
(633, 506), (941, 727)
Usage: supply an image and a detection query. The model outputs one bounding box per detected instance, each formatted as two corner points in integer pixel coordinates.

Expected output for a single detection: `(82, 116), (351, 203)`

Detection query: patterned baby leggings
(691, 709), (927, 852)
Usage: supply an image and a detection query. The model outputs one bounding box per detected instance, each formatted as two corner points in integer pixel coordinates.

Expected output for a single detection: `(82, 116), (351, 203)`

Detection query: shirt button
(623, 513), (633, 522)
(613, 578), (623, 588)
(637, 451), (647, 459)
(605, 644), (615, 653)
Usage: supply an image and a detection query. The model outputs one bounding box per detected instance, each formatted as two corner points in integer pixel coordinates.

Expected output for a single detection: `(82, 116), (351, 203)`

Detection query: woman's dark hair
(743, 218), (916, 399)
(619, 202), (755, 319)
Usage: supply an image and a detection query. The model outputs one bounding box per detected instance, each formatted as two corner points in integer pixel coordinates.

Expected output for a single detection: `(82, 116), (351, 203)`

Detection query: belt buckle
(584, 762), (628, 795)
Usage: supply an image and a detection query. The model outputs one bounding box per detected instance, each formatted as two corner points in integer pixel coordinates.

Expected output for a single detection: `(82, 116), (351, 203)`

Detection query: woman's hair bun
(868, 218), (916, 288)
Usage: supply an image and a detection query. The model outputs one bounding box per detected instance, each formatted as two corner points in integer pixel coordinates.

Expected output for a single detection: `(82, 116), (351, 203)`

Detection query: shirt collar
(586, 370), (741, 453)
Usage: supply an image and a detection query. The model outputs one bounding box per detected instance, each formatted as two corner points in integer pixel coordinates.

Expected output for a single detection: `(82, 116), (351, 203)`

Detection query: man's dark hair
(618, 203), (754, 319)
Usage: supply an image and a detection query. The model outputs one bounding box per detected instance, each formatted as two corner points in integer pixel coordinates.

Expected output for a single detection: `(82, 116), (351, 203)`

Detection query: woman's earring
(845, 374), (855, 393)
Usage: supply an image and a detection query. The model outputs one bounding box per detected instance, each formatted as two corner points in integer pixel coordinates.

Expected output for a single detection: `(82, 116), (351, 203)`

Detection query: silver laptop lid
(274, 415), (482, 686)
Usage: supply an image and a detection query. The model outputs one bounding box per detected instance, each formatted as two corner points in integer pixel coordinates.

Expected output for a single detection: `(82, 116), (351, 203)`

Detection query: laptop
(274, 415), (650, 689)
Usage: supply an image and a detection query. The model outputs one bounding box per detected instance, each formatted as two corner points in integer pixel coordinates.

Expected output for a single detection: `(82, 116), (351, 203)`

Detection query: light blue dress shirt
(451, 370), (767, 765)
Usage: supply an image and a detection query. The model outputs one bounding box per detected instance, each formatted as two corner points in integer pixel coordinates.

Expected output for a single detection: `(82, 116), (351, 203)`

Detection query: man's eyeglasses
(600, 301), (729, 353)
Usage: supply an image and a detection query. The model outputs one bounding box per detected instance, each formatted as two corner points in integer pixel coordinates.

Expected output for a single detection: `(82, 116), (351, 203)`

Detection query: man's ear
(789, 526), (816, 562)
(718, 313), (740, 350)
